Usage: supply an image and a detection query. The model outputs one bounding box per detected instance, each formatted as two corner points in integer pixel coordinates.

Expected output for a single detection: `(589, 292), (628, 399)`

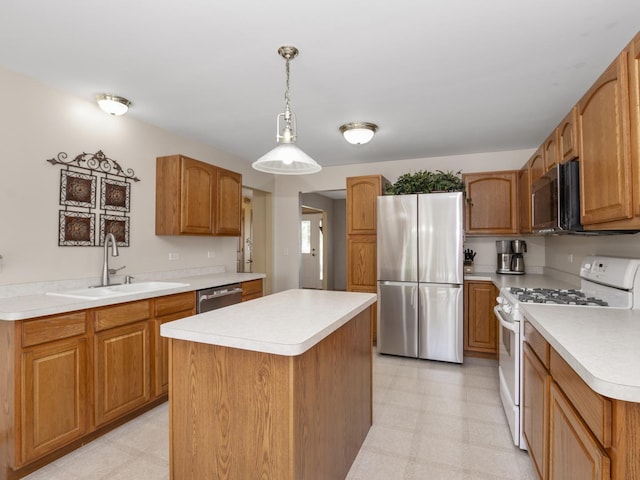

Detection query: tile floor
(24, 354), (536, 480)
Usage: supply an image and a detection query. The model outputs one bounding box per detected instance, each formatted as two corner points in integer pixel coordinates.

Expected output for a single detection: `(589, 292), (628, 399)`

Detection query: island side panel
(168, 340), (293, 480)
(0, 321), (17, 480)
(292, 307), (372, 480)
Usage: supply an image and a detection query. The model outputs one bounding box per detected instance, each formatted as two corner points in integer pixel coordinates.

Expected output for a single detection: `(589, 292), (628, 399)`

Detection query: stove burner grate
(508, 287), (609, 306)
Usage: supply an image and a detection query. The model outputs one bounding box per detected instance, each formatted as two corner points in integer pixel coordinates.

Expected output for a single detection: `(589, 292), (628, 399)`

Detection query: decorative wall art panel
(47, 150), (139, 247)
(59, 211), (95, 246)
(101, 178), (130, 212)
(100, 214), (129, 247)
(60, 170), (96, 208)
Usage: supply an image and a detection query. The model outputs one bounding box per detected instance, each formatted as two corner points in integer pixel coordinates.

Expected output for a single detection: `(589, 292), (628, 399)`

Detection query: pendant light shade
(252, 46), (321, 175)
(339, 122), (378, 145)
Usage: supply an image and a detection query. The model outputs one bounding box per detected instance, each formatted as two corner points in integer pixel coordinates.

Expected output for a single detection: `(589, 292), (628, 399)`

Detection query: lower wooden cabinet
(20, 337), (88, 465)
(94, 321), (151, 427)
(464, 281), (498, 358)
(549, 382), (610, 480)
(523, 343), (550, 480)
(241, 278), (263, 301)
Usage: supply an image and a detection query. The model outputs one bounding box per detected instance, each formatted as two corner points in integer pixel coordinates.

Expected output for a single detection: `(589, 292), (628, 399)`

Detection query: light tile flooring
(24, 354), (536, 480)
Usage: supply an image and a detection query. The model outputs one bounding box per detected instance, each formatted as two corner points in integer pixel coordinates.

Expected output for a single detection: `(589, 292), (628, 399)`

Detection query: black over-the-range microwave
(531, 160), (582, 234)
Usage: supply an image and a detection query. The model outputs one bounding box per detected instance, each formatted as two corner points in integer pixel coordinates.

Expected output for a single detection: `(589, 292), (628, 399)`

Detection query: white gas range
(494, 255), (640, 450)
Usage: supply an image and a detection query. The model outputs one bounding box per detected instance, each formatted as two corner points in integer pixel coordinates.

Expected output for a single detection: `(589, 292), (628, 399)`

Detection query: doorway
(300, 209), (324, 289)
(299, 191), (346, 291)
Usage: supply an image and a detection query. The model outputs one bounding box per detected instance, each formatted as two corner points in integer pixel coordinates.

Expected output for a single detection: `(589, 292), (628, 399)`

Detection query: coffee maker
(511, 240), (527, 274)
(496, 240), (527, 275)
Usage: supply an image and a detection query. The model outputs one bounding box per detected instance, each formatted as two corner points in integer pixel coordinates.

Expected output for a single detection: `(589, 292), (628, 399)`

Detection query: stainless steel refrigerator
(377, 192), (464, 363)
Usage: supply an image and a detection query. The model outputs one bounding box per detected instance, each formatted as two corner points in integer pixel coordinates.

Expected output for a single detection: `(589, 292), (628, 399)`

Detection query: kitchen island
(161, 289), (376, 480)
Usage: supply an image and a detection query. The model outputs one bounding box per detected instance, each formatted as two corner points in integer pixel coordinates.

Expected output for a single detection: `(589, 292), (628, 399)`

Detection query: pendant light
(252, 46), (321, 175)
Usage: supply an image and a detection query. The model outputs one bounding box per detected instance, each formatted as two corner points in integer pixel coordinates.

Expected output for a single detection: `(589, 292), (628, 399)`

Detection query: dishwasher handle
(199, 287), (243, 302)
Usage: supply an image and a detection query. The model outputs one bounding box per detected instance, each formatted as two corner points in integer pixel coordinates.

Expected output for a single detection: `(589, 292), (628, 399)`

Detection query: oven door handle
(494, 305), (518, 333)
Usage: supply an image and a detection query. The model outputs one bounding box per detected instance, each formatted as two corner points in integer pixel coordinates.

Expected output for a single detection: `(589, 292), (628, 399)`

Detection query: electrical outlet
(169, 253), (179, 261)
(568, 254), (574, 264)
(207, 251), (216, 259)
(284, 248), (289, 256)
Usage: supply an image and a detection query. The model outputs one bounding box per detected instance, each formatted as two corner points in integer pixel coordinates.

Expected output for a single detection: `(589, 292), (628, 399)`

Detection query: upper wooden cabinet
(518, 163), (532, 234)
(156, 154), (242, 236)
(463, 171), (519, 234)
(578, 52), (633, 227)
(346, 175), (385, 235)
(529, 147), (545, 183)
(543, 131), (559, 173)
(558, 107), (580, 162)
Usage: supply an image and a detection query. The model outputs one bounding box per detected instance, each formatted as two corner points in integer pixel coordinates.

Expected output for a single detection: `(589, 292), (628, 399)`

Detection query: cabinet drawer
(22, 312), (87, 347)
(242, 279), (263, 297)
(94, 300), (151, 332)
(550, 348), (612, 447)
(154, 292), (195, 317)
(524, 321), (550, 368)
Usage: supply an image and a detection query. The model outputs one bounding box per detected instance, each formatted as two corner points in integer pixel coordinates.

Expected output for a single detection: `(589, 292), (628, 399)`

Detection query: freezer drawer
(418, 283), (463, 363)
(377, 282), (418, 358)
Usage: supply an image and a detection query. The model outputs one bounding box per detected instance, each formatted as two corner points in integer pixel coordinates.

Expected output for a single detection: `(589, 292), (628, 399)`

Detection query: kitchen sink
(46, 281), (189, 300)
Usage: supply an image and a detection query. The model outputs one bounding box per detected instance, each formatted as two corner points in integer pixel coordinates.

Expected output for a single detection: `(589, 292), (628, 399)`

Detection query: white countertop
(521, 304), (640, 403)
(0, 272), (265, 321)
(161, 289), (377, 356)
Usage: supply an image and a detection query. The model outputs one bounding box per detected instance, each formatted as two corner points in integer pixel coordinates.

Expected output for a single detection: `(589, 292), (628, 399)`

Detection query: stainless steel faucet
(101, 233), (120, 286)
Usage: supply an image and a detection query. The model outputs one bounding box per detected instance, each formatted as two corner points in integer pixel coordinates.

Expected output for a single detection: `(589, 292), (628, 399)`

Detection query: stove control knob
(496, 296), (504, 305)
(503, 303), (512, 314)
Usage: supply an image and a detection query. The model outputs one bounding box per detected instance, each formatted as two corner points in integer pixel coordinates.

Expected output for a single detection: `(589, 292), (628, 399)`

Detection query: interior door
(300, 212), (323, 289)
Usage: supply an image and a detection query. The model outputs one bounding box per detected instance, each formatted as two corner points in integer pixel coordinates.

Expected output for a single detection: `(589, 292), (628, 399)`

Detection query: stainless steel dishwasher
(197, 283), (243, 313)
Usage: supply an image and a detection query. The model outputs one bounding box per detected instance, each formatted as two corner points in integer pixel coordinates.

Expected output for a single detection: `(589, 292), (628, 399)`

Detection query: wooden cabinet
(241, 278), (263, 302)
(523, 321), (618, 480)
(549, 382), (611, 480)
(156, 154), (242, 236)
(346, 175), (386, 344)
(523, 342), (550, 480)
(463, 281), (497, 358)
(578, 52), (633, 227)
(463, 171), (519, 234)
(19, 313), (88, 465)
(93, 301), (152, 427)
(153, 292), (196, 396)
(346, 175), (384, 235)
(543, 132), (559, 173)
(214, 167), (242, 235)
(529, 147), (545, 183)
(519, 163), (532, 233)
(558, 107), (580, 162)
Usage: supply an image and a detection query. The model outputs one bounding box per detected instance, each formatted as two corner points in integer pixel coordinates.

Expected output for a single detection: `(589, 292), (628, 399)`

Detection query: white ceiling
(1, 1), (639, 169)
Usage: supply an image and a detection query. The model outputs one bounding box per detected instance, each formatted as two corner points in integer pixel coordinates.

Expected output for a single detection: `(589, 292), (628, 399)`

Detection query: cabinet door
(544, 132), (559, 173)
(215, 167), (242, 236)
(241, 279), (263, 302)
(347, 176), (383, 235)
(20, 337), (87, 464)
(549, 382), (610, 480)
(347, 236), (377, 292)
(578, 52), (632, 226)
(464, 281), (497, 355)
(180, 157), (216, 234)
(523, 343), (550, 480)
(529, 147), (545, 183)
(558, 107), (579, 162)
(519, 165), (532, 233)
(463, 171), (518, 234)
(629, 34), (640, 218)
(94, 322), (150, 426)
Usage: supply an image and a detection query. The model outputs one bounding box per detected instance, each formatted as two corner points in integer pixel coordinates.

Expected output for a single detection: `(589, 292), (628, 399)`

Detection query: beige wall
(0, 67), (274, 286)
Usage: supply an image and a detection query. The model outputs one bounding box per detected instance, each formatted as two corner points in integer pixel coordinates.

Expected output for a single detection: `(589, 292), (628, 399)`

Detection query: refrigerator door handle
(418, 283), (462, 288)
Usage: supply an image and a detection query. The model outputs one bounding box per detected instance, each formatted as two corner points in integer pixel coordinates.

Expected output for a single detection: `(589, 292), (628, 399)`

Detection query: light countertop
(521, 304), (640, 403)
(0, 272), (265, 321)
(465, 272), (578, 290)
(161, 289), (377, 356)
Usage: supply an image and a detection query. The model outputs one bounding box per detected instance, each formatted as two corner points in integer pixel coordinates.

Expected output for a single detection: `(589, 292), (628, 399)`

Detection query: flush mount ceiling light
(95, 94), (132, 116)
(339, 122), (378, 145)
(252, 46), (321, 175)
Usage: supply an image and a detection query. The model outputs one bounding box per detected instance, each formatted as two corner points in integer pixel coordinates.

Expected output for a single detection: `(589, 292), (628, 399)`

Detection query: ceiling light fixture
(95, 94), (132, 116)
(339, 122), (378, 145)
(252, 46), (321, 175)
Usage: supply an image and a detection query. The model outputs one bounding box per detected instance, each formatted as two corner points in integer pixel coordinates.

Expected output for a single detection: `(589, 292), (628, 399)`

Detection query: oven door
(495, 305), (521, 446)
